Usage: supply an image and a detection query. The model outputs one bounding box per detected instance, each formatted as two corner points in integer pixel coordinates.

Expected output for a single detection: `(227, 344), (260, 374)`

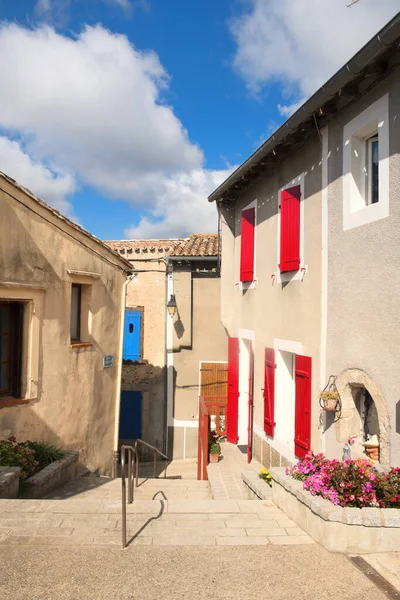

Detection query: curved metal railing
(120, 439), (168, 548)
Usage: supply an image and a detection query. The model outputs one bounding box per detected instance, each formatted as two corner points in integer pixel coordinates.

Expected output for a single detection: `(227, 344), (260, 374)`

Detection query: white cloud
(231, 0), (399, 99)
(35, 0), (137, 19)
(0, 23), (223, 236)
(0, 137), (76, 217)
(125, 167), (233, 239)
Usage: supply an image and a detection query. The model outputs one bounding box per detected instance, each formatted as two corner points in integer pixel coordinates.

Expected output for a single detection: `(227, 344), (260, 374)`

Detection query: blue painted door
(119, 391), (142, 439)
(123, 310), (141, 361)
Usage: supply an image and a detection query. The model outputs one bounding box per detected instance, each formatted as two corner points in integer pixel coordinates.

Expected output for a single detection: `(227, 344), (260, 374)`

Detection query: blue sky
(0, 0), (398, 239)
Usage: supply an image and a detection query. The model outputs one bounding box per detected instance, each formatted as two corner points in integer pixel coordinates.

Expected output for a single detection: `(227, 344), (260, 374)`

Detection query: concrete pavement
(0, 545), (387, 600)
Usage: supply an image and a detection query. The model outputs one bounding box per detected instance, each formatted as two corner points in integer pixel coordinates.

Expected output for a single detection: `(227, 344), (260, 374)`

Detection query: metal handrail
(121, 440), (168, 549)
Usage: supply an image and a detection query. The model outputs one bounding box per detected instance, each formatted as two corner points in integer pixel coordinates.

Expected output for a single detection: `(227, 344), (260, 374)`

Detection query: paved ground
(208, 441), (265, 500)
(0, 545), (387, 600)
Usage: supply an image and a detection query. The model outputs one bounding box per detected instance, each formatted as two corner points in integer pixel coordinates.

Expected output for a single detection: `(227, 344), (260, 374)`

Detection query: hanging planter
(319, 376), (341, 413)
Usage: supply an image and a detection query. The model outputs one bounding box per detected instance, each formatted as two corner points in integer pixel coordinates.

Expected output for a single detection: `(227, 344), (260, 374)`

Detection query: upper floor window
(239, 204), (256, 284)
(366, 134), (379, 206)
(343, 94), (389, 231)
(70, 284), (82, 342)
(279, 185), (301, 273)
(123, 308), (142, 361)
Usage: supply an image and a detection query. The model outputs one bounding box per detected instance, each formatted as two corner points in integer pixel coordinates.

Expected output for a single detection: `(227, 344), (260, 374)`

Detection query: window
(343, 94), (389, 231)
(0, 302), (23, 398)
(366, 134), (379, 205)
(279, 185), (301, 273)
(123, 309), (142, 361)
(240, 206), (255, 283)
(70, 284), (82, 342)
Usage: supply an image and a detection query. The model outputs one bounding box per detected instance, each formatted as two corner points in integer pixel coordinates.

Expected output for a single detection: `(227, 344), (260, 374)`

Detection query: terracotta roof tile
(105, 234), (218, 258)
(169, 234), (218, 257)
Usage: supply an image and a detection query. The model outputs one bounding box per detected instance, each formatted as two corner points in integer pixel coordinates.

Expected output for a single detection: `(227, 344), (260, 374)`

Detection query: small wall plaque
(103, 355), (113, 368)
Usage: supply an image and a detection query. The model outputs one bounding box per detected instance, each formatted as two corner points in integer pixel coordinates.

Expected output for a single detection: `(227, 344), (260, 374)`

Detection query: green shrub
(22, 441), (64, 472)
(209, 442), (221, 455)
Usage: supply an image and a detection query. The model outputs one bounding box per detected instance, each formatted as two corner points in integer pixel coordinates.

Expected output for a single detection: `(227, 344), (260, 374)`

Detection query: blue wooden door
(119, 391), (142, 439)
(123, 310), (141, 361)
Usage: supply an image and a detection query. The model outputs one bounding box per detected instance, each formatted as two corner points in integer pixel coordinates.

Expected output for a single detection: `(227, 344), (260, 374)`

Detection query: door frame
(238, 329), (255, 449)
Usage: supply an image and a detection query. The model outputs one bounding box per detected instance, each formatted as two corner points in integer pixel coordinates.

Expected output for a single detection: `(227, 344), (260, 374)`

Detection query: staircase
(0, 450), (313, 548)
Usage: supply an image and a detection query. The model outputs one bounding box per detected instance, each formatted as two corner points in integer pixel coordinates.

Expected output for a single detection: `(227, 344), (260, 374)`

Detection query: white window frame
(239, 199), (257, 290)
(342, 94), (389, 231)
(276, 173), (305, 284)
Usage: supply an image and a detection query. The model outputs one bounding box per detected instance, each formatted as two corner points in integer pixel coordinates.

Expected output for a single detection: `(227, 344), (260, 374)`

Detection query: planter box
(0, 467), (21, 499)
(26, 451), (79, 499)
(270, 467), (400, 554)
(242, 471), (273, 500)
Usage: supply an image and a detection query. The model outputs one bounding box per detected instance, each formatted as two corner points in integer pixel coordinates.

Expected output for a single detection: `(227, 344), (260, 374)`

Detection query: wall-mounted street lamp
(167, 294), (177, 318)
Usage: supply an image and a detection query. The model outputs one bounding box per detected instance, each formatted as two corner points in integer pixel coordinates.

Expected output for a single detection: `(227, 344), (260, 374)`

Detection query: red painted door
(247, 342), (254, 463)
(227, 337), (239, 444)
(294, 354), (312, 459)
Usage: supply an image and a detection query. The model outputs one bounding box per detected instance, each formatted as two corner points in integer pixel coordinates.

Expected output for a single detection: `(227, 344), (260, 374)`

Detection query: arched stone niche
(335, 368), (390, 468)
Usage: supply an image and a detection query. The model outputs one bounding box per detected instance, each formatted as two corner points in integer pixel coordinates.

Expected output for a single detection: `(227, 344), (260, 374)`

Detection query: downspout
(163, 258), (169, 456)
(112, 270), (136, 478)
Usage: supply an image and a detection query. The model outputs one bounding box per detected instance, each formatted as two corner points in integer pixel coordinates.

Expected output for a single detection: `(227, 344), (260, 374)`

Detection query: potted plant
(363, 434), (379, 461)
(209, 441), (221, 464)
(319, 390), (340, 412)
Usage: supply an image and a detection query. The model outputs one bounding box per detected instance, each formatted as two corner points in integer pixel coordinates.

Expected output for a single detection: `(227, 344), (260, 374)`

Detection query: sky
(0, 0), (398, 240)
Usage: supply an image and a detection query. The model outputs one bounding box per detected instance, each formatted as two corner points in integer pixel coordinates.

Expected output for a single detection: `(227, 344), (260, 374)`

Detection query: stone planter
(26, 451), (79, 499)
(0, 467), (21, 499)
(270, 467), (400, 554)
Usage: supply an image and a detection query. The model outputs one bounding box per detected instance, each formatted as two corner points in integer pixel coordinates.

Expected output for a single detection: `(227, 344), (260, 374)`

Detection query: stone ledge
(0, 467), (21, 498)
(27, 451), (79, 499)
(270, 468), (400, 553)
(242, 471), (272, 501)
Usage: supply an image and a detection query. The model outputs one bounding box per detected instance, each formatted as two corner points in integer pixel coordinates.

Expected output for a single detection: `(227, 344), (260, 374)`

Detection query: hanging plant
(319, 376), (341, 412)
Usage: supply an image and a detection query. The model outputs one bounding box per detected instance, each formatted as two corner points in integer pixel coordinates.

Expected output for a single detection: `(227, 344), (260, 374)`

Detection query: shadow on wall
(396, 400), (400, 433)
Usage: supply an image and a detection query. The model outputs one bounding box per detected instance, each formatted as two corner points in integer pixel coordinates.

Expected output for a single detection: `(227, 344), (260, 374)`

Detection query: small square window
(70, 284), (82, 342)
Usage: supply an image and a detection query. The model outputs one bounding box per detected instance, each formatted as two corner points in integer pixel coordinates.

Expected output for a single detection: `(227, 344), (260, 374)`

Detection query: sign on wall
(103, 355), (113, 368)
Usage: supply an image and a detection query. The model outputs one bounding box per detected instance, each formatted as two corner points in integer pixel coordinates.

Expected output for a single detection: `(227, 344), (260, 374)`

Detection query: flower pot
(209, 453), (219, 464)
(365, 445), (379, 461)
(320, 397), (339, 412)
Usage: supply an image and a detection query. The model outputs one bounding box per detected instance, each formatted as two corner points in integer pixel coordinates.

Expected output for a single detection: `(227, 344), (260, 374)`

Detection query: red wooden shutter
(240, 208), (255, 282)
(294, 354), (312, 459)
(263, 348), (276, 437)
(247, 342), (254, 463)
(279, 185), (301, 273)
(227, 337), (239, 444)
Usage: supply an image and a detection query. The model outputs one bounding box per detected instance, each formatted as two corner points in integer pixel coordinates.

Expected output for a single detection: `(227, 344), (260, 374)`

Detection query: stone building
(106, 234), (227, 460)
(0, 172), (131, 474)
(208, 14), (400, 469)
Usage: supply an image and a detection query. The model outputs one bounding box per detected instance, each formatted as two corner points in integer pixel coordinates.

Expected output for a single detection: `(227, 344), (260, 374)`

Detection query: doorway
(238, 336), (254, 462)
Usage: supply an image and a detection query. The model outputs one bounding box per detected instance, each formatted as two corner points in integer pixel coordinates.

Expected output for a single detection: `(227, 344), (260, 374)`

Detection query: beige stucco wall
(0, 177), (126, 474)
(220, 136), (323, 463)
(169, 267), (227, 459)
(125, 257), (166, 366)
(325, 69), (400, 467)
(119, 257), (166, 455)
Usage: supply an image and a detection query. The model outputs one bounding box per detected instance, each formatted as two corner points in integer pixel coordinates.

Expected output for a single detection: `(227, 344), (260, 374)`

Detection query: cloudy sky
(0, 0), (398, 239)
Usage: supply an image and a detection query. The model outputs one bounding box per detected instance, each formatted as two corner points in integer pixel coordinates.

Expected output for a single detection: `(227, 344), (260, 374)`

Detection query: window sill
(239, 279), (257, 291)
(70, 342), (93, 349)
(0, 397), (33, 409)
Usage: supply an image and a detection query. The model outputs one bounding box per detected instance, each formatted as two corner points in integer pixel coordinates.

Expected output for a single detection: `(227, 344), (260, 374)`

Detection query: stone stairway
(0, 452), (313, 548)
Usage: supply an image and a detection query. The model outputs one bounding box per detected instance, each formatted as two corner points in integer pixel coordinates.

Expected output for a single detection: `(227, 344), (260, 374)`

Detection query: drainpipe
(163, 258), (170, 457)
(112, 270), (136, 478)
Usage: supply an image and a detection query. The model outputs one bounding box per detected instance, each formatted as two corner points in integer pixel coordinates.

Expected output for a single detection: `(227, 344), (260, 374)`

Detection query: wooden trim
(70, 342), (93, 349)
(0, 397), (32, 409)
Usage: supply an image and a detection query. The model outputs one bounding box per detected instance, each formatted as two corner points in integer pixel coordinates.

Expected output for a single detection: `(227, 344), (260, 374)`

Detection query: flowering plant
(319, 391), (340, 402)
(259, 468), (272, 487)
(286, 451), (400, 508)
(0, 436), (39, 479)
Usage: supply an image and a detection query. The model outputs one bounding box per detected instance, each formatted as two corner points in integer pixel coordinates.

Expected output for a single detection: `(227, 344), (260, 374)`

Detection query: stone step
(0, 496), (314, 547)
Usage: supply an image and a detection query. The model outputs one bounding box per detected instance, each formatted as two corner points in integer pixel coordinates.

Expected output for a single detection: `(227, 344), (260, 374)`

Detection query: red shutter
(227, 337), (239, 444)
(240, 208), (255, 282)
(294, 354), (312, 459)
(247, 342), (254, 463)
(279, 185), (301, 273)
(263, 348), (276, 437)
